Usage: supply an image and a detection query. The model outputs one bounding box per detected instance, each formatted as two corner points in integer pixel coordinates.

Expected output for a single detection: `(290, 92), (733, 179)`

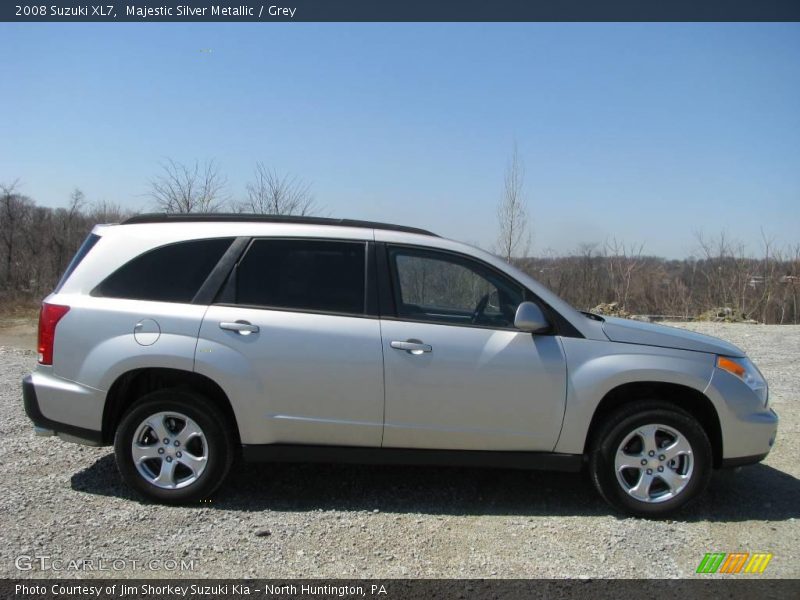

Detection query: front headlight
(717, 355), (769, 405)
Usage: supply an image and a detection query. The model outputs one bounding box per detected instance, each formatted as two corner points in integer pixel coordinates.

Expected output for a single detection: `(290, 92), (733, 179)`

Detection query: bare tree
(238, 163), (317, 216)
(149, 159), (227, 213)
(23, 205), (54, 296)
(604, 237), (645, 310)
(68, 188), (86, 214)
(0, 180), (34, 287)
(496, 143), (531, 263)
(90, 200), (133, 224)
(48, 188), (89, 278)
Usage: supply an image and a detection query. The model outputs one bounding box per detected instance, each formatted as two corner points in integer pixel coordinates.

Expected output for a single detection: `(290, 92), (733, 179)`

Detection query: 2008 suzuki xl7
(23, 214), (778, 516)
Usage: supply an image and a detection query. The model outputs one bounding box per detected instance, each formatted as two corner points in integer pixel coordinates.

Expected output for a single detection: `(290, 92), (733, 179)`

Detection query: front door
(380, 245), (567, 451)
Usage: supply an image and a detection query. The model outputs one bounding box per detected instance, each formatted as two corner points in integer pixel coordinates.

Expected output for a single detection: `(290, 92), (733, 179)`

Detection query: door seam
(378, 318), (388, 447)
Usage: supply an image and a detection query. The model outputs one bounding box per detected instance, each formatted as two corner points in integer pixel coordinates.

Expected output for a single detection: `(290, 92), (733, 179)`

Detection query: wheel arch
(583, 381), (723, 468)
(101, 367), (240, 446)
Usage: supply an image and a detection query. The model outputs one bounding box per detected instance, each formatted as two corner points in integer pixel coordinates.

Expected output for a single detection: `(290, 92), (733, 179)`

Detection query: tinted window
(235, 239), (366, 314)
(390, 248), (523, 328)
(94, 238), (233, 303)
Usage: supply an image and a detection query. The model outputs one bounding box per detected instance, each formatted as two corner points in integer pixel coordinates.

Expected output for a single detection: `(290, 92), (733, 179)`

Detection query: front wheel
(114, 390), (234, 503)
(589, 402), (712, 517)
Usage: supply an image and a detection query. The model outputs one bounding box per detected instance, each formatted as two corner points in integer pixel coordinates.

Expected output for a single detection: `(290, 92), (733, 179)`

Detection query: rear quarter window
(54, 233), (101, 293)
(93, 238), (233, 303)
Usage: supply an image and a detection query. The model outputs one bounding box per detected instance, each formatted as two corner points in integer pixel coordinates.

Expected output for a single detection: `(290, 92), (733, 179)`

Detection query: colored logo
(696, 552), (772, 574)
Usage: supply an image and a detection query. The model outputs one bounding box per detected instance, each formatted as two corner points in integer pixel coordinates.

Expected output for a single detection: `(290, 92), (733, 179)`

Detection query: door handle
(219, 320), (259, 335)
(390, 340), (432, 355)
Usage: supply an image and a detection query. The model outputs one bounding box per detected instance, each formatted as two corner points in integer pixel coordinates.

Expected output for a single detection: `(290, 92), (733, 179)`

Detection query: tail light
(37, 303), (70, 365)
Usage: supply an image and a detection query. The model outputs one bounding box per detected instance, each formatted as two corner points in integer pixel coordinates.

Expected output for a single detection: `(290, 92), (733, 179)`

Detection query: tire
(589, 401), (712, 517)
(114, 389), (235, 504)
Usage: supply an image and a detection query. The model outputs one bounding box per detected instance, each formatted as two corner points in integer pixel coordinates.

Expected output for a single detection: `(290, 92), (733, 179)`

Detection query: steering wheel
(471, 293), (490, 324)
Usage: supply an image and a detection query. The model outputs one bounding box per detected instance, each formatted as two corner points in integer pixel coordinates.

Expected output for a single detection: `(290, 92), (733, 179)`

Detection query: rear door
(195, 238), (385, 447)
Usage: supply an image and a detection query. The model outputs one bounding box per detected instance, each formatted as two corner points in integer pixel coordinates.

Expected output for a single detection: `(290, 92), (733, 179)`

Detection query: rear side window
(235, 239), (366, 315)
(94, 238), (233, 303)
(54, 233), (100, 292)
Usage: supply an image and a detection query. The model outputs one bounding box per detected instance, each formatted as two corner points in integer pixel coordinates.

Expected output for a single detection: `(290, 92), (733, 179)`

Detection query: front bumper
(717, 407), (778, 467)
(706, 367), (778, 464)
(720, 451), (772, 468)
(23, 374), (103, 446)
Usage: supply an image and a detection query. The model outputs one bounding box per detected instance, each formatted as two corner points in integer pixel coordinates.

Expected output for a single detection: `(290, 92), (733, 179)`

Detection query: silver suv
(23, 214), (778, 516)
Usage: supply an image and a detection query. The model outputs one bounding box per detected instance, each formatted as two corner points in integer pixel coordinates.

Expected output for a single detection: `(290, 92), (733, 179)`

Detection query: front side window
(389, 247), (523, 328)
(235, 239), (366, 315)
(94, 238), (233, 303)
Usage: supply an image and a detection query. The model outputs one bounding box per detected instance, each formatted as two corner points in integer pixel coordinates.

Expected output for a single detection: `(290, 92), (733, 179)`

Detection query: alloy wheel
(614, 423), (694, 503)
(131, 411), (208, 490)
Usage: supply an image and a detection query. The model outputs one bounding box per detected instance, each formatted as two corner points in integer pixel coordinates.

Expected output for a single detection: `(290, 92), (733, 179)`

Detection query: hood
(601, 316), (745, 357)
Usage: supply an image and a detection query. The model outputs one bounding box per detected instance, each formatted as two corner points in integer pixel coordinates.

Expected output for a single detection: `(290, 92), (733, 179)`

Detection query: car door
(195, 238), (384, 447)
(380, 245), (567, 451)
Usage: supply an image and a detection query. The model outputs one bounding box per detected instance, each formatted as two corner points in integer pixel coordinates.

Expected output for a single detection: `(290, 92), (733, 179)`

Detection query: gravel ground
(0, 322), (798, 579)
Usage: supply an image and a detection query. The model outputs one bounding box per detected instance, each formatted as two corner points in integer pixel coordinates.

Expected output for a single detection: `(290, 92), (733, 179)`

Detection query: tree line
(517, 236), (800, 324)
(2, 157), (799, 323)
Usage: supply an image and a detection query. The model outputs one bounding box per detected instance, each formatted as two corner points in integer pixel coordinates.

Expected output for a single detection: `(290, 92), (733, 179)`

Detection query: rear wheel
(114, 390), (234, 503)
(589, 401), (712, 517)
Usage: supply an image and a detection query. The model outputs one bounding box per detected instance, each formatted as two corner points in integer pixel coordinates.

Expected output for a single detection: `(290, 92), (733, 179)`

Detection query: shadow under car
(70, 453), (800, 522)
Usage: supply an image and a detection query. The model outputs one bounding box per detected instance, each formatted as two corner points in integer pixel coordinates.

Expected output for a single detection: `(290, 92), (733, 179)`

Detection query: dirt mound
(590, 302), (630, 318)
(695, 307), (758, 323)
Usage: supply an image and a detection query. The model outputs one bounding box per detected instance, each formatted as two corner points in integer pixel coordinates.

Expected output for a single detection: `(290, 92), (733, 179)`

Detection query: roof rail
(121, 213), (438, 237)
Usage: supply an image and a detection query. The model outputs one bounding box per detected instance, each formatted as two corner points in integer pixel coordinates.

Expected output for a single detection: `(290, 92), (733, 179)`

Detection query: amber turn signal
(717, 356), (746, 379)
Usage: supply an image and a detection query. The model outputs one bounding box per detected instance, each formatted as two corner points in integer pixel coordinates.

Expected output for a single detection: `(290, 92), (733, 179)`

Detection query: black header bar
(3, 1), (800, 23)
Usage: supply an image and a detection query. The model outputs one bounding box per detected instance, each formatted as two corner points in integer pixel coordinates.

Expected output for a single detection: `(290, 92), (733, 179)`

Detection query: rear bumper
(23, 374), (103, 446)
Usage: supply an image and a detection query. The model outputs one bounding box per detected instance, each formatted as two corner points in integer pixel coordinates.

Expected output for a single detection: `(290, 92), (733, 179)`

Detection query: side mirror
(514, 301), (549, 333)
